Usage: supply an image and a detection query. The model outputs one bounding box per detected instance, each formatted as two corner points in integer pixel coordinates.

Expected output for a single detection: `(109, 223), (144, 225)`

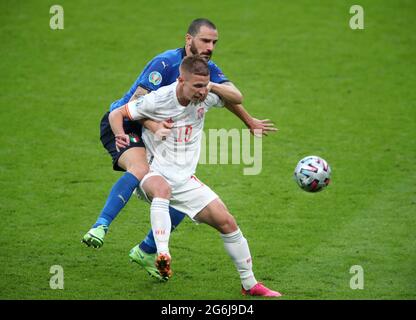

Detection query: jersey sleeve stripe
(124, 104), (133, 120)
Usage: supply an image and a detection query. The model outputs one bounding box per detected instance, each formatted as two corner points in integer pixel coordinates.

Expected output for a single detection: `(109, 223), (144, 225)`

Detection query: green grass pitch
(0, 0), (415, 299)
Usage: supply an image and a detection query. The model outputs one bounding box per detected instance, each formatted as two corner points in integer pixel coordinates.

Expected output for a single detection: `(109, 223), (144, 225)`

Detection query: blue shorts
(100, 112), (145, 171)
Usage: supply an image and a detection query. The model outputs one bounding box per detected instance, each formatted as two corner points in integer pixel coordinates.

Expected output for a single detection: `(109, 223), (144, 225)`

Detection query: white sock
(221, 228), (257, 290)
(150, 197), (171, 255)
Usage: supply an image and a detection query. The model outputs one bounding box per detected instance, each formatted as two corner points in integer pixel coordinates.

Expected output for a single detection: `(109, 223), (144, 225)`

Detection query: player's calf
(140, 173), (173, 256)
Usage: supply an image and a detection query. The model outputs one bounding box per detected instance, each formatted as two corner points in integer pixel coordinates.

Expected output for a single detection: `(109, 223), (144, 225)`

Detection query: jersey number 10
(175, 125), (193, 143)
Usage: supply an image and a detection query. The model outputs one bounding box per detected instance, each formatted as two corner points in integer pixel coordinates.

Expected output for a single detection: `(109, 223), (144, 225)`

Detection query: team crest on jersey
(197, 107), (205, 119)
(149, 71), (162, 86)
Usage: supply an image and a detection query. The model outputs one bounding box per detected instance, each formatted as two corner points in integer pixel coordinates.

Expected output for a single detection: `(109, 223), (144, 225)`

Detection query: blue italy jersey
(109, 48), (229, 111)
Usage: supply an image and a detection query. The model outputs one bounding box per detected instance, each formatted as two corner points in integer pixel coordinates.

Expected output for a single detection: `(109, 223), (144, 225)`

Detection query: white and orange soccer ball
(294, 156), (331, 192)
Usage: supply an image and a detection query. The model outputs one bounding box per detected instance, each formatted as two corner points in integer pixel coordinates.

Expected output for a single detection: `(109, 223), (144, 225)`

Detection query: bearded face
(186, 26), (218, 61)
(189, 39), (212, 61)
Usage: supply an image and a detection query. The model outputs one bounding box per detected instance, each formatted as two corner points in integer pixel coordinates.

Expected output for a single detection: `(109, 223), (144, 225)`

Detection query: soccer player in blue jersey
(82, 18), (277, 281)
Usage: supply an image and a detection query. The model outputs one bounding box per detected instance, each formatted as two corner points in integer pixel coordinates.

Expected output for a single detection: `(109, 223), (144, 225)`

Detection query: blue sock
(139, 206), (186, 254)
(93, 172), (140, 228)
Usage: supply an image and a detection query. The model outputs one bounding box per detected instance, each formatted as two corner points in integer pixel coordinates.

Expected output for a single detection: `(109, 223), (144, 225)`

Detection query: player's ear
(185, 34), (192, 46)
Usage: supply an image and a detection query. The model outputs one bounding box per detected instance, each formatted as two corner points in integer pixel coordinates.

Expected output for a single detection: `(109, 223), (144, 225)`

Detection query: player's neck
(176, 85), (190, 107)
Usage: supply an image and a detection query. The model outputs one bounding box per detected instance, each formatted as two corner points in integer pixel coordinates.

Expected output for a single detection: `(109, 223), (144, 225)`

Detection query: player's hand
(207, 81), (214, 92)
(247, 118), (278, 137)
(115, 133), (130, 151)
(154, 120), (173, 141)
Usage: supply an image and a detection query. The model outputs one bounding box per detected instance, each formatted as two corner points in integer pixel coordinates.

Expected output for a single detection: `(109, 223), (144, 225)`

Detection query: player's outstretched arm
(224, 103), (278, 137)
(209, 81), (243, 105)
(211, 82), (278, 137)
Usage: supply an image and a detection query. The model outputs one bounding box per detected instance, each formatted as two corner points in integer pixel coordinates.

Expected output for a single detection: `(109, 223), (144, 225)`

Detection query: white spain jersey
(125, 81), (224, 187)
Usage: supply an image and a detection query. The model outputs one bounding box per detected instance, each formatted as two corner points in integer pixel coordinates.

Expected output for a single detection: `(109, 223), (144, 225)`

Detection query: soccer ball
(294, 156), (331, 192)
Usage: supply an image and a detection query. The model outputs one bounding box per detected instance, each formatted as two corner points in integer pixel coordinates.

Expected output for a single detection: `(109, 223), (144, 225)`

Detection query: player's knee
(127, 165), (149, 181)
(217, 214), (238, 234)
(152, 183), (171, 199)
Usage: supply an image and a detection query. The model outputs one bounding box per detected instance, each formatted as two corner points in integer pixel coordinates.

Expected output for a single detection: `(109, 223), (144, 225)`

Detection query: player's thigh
(100, 112), (148, 177)
(117, 147), (149, 180)
(195, 198), (238, 234)
(141, 174), (171, 200)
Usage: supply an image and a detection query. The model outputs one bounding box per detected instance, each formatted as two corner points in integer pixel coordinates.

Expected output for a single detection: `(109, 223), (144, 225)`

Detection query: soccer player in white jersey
(109, 55), (282, 297)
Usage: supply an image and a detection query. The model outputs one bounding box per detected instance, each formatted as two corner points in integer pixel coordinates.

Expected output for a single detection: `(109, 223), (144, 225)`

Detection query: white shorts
(135, 172), (219, 221)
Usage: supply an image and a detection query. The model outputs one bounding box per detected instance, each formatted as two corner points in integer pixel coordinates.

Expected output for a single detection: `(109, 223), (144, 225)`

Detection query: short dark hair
(180, 55), (210, 76)
(187, 18), (216, 36)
